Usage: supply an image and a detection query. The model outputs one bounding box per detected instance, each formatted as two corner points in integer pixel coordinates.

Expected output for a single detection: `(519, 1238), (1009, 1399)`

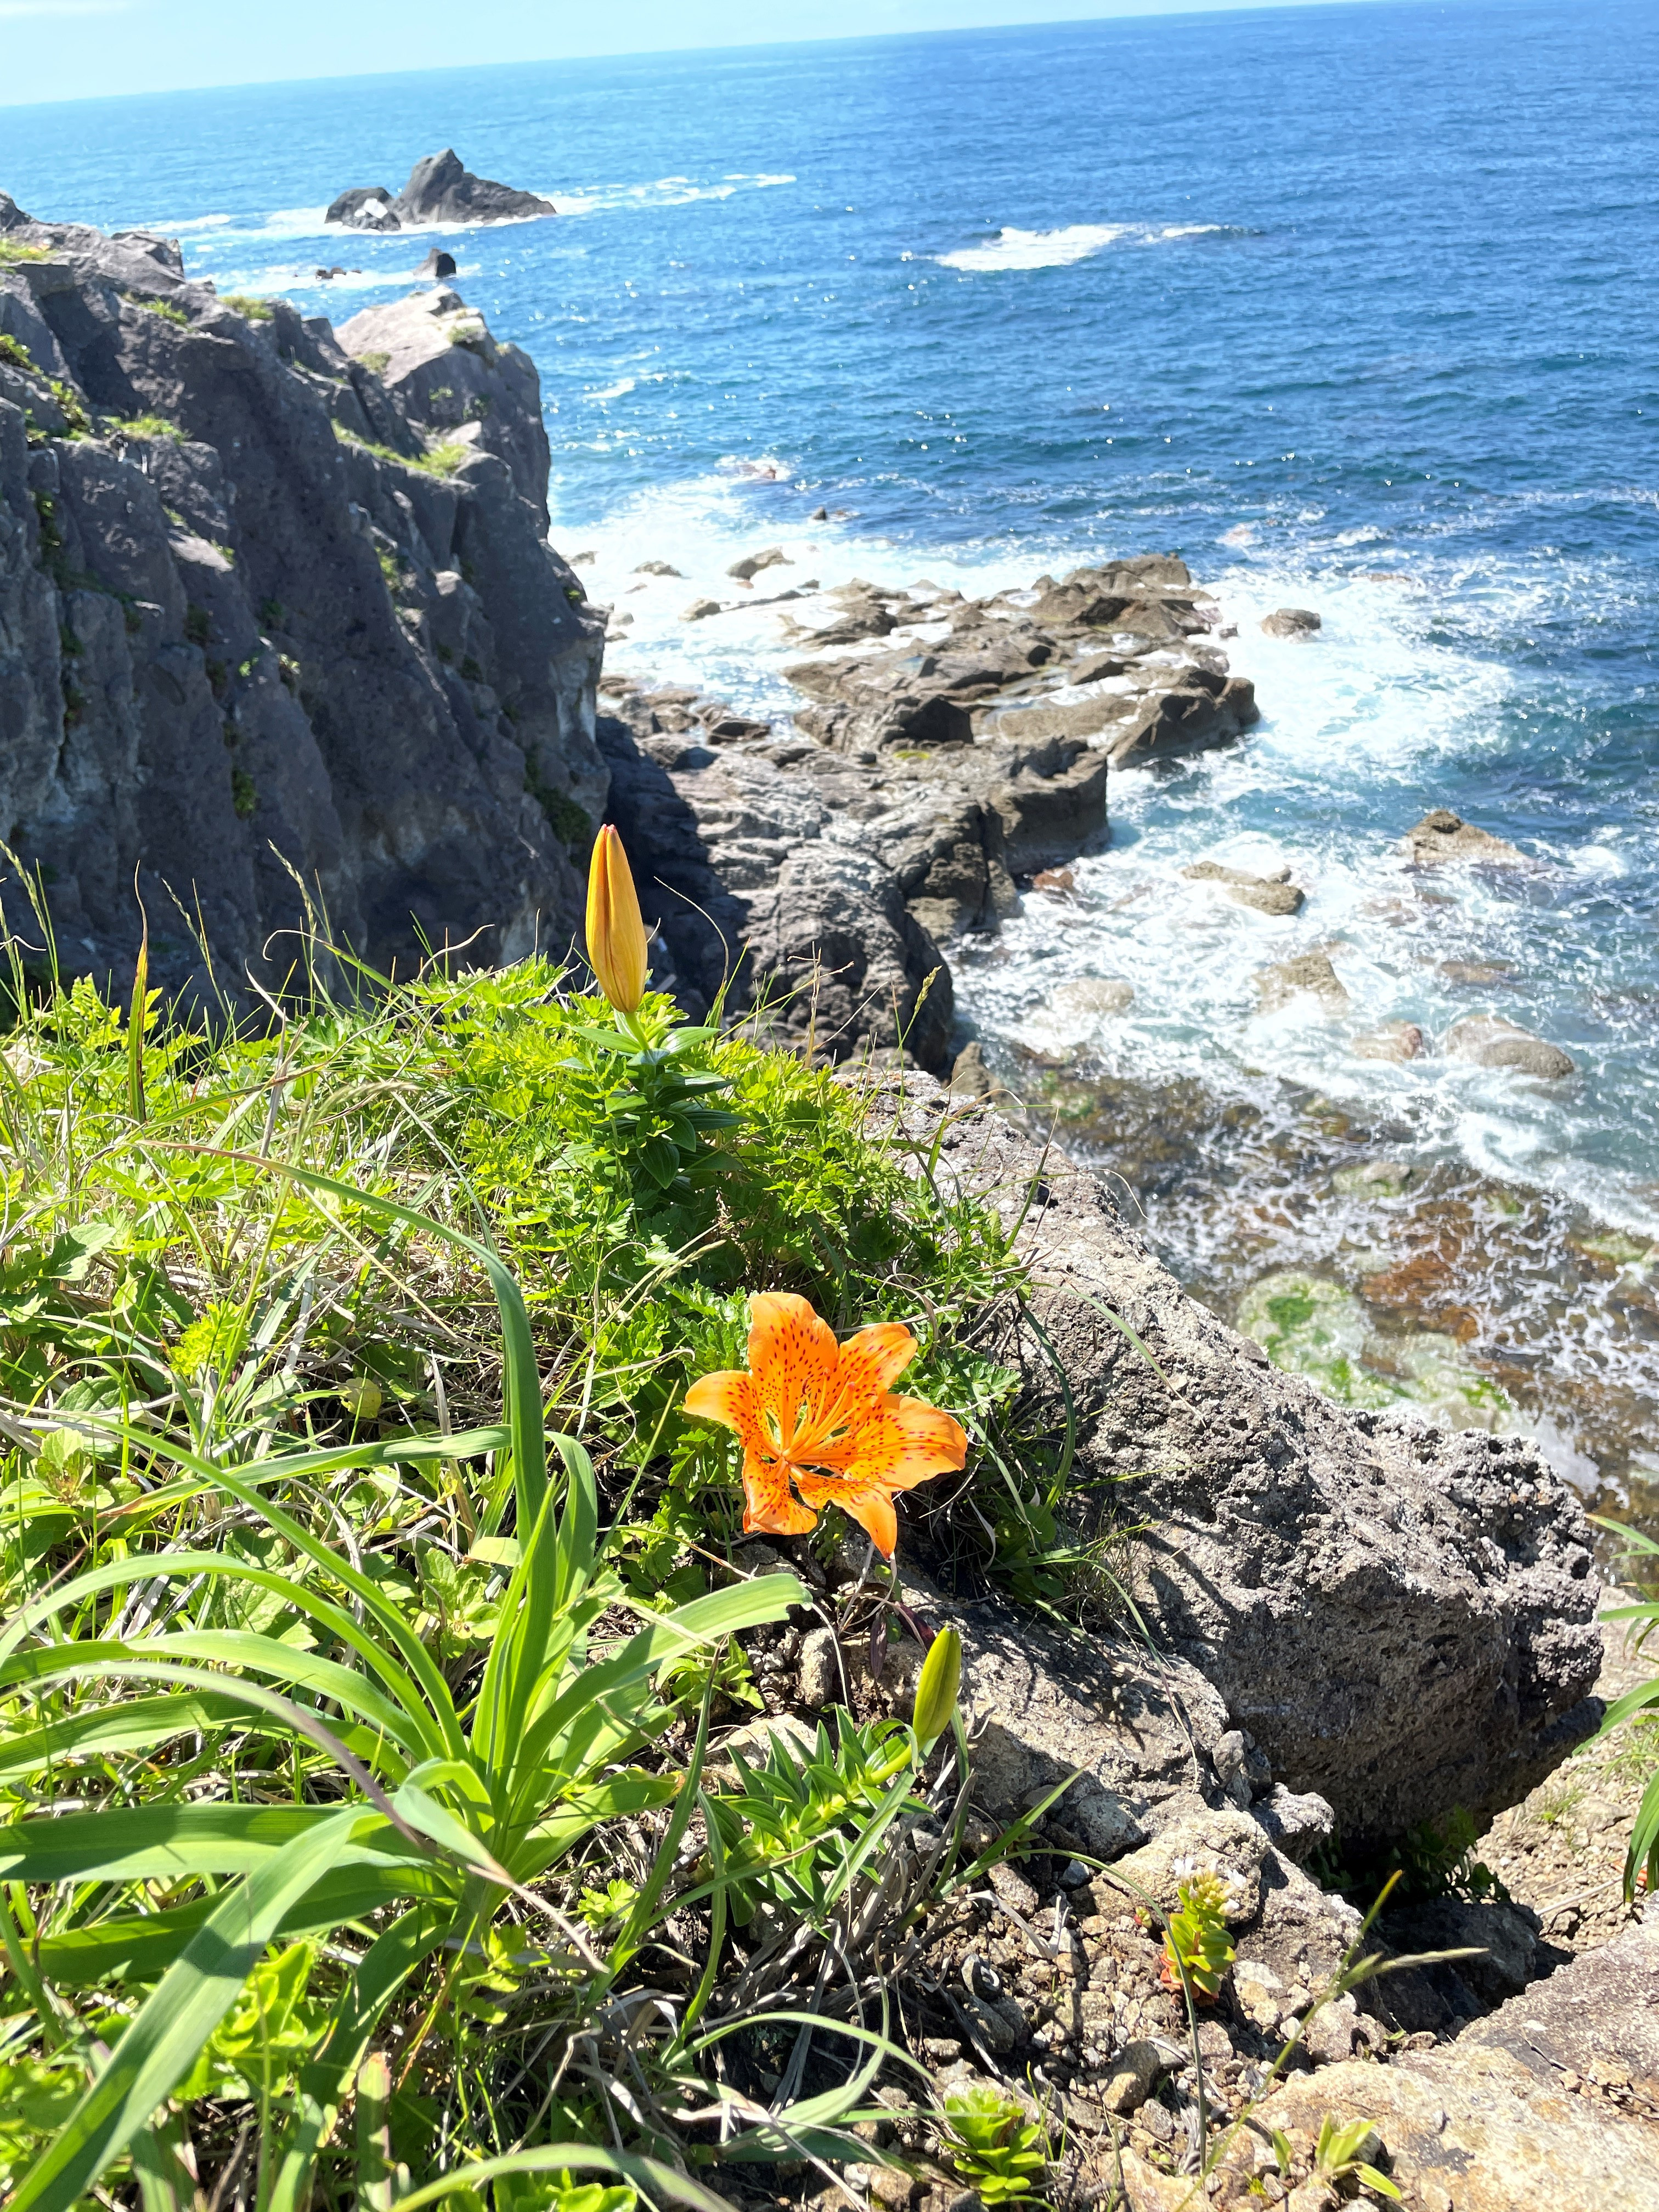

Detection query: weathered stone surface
(1260, 606), (1321, 638)
(1459, 1906), (1659, 2080)
(1445, 1014), (1575, 1079)
(1184, 859), (1305, 915)
(394, 149), (556, 226)
(1255, 951), (1350, 1013)
(596, 676), (1118, 1069)
(1259, 2040), (1659, 2212)
(1352, 1020), (1424, 1062)
(0, 199), (602, 1007)
(1403, 806), (1527, 867)
(863, 1075), (1603, 1839)
(338, 286), (552, 526)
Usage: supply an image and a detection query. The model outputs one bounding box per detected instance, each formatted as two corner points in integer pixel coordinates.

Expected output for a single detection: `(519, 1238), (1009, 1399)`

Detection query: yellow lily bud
(585, 824), (650, 1014)
(912, 1624), (962, 1752)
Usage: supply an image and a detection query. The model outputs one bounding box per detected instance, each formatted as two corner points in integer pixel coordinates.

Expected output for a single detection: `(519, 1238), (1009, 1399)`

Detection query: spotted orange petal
(682, 1370), (761, 1452)
(747, 1292), (839, 1455)
(740, 1450), (818, 1538)
(832, 1322), (918, 1403)
(841, 1394), (969, 1493)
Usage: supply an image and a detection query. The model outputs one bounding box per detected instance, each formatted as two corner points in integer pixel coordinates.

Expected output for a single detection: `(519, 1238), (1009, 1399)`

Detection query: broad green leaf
(0, 1799), (423, 1885)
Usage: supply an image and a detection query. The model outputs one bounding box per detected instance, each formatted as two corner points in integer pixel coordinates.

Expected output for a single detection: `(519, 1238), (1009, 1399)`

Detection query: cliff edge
(0, 196), (603, 1006)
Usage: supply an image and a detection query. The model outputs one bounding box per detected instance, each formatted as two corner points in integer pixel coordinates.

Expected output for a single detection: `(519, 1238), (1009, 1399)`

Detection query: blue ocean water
(4, 0), (1657, 1500)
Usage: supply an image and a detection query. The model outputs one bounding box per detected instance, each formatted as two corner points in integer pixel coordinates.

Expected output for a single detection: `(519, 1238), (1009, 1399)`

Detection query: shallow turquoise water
(4, 0), (1657, 1494)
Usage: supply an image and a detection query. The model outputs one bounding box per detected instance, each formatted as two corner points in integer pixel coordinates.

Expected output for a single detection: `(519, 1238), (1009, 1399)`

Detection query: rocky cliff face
(0, 196), (603, 1008)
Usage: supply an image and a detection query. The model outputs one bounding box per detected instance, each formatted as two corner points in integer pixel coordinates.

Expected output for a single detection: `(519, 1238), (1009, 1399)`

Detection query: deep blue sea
(4, 0), (1657, 1509)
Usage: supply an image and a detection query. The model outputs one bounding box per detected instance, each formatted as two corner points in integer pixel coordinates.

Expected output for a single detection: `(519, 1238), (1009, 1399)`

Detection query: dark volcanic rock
(393, 150), (556, 227)
(864, 1074), (1603, 1841)
(325, 185), (400, 232)
(0, 198), (602, 1009)
(596, 675), (1114, 1068)
(417, 249), (458, 279)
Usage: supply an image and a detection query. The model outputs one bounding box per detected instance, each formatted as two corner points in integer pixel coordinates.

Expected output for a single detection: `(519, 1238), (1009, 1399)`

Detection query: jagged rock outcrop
(0, 196), (602, 1005)
(782, 556), (1259, 768)
(594, 555), (1258, 1069)
(864, 1073), (1602, 1841)
(597, 676), (1119, 1072)
(326, 151), (556, 232)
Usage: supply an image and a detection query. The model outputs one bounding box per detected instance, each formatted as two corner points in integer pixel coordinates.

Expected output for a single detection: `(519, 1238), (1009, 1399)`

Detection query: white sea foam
(936, 219), (1228, 271)
(583, 377), (637, 402)
(937, 223), (1129, 272)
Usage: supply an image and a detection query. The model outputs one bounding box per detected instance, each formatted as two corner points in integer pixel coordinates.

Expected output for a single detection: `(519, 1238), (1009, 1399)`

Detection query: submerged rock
(1446, 1013), (1576, 1078)
(1260, 605), (1322, 637)
(1184, 857), (1306, 915)
(1403, 805), (1528, 866)
(1255, 950), (1350, 1012)
(1352, 1019), (1425, 1060)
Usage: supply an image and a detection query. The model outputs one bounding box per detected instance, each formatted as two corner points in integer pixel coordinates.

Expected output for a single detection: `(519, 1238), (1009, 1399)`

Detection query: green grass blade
(388, 2146), (729, 2212)
(12, 1812), (360, 2212)
(264, 1907), (451, 2212)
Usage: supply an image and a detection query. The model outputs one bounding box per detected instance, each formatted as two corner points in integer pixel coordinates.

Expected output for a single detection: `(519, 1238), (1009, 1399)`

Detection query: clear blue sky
(1, 0), (1408, 109)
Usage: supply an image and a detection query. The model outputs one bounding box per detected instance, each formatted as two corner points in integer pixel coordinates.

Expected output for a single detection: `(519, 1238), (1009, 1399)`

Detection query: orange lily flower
(585, 824), (649, 1015)
(682, 1292), (968, 1558)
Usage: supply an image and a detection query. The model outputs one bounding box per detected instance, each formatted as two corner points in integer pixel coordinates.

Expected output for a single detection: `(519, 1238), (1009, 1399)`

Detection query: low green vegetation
(332, 422), (470, 479)
(0, 895), (1083, 2203)
(221, 293), (275, 320)
(108, 414), (184, 443)
(0, 240), (52, 264)
(1, 332), (37, 372)
(356, 349), (391, 376)
(124, 293), (191, 328)
(1592, 1517), (1659, 1897)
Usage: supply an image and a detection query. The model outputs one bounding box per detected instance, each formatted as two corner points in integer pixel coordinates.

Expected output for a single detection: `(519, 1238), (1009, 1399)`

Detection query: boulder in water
(1445, 1014), (1575, 1079)
(394, 149), (555, 225)
(417, 247), (457, 279)
(1404, 806), (1528, 867)
(326, 185), (400, 232)
(1183, 857), (1305, 915)
(1260, 605), (1322, 637)
(1255, 950), (1350, 1013)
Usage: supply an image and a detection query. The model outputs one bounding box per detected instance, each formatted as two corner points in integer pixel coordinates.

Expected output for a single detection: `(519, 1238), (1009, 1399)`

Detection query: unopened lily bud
(913, 1624), (962, 1751)
(585, 824), (649, 1015)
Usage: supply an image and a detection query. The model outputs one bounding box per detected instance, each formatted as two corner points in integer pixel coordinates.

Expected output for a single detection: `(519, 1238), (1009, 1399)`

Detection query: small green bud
(913, 1624), (962, 1751)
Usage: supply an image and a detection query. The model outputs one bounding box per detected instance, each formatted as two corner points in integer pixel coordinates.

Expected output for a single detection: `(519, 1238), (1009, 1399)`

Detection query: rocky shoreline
(3, 229), (1652, 2199)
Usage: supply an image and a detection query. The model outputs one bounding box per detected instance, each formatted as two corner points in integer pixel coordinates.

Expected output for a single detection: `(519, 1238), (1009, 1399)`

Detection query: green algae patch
(1236, 1268), (1512, 1427)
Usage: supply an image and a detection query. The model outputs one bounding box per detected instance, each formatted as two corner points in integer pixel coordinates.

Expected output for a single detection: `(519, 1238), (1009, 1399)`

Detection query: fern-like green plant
(1160, 1870), (1235, 2002)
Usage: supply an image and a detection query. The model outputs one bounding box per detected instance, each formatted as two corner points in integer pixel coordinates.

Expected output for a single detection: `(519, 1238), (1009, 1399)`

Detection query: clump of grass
(230, 764), (258, 816)
(356, 347), (391, 375)
(221, 292), (275, 320)
(0, 331), (37, 372)
(1592, 1522), (1659, 1897)
(108, 412), (184, 442)
(332, 421), (467, 478)
(0, 239), (52, 264)
(124, 291), (191, 326)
